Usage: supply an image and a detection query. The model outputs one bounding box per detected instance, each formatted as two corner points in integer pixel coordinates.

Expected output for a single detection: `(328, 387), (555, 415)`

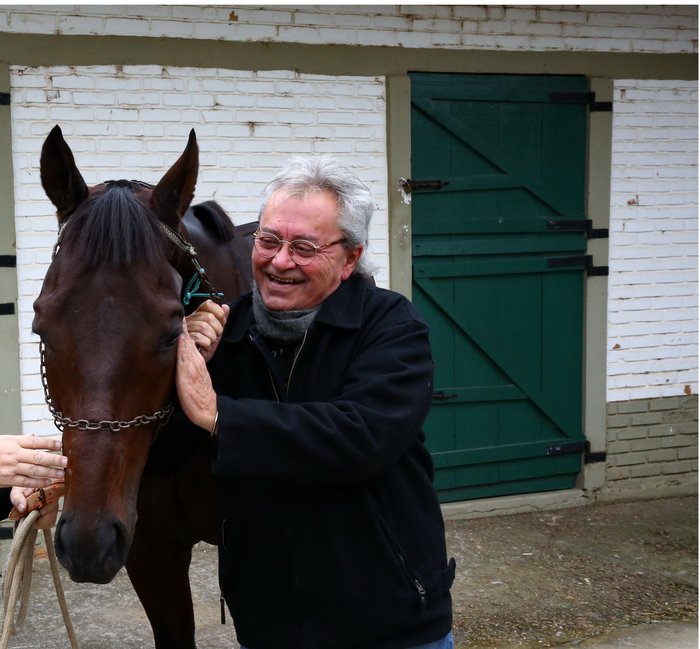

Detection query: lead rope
(1, 502), (78, 648)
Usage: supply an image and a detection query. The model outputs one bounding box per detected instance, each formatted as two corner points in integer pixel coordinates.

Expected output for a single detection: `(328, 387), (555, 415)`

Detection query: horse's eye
(163, 332), (180, 349)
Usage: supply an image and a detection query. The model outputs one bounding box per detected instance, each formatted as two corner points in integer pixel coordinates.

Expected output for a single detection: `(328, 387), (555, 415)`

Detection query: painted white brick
(539, 9), (588, 24)
(319, 27), (359, 44)
(608, 79), (698, 403)
(359, 29), (399, 47)
(333, 12), (374, 29)
(373, 15), (413, 30)
(452, 6), (488, 21)
(295, 11), (333, 27)
(104, 17), (152, 36)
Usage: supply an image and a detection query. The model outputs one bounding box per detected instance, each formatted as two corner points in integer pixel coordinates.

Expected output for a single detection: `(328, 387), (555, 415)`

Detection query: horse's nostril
(96, 520), (119, 548)
(54, 515), (71, 571)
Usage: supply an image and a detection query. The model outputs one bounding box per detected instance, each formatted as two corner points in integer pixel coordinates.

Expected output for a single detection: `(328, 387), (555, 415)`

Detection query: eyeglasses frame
(253, 229), (347, 266)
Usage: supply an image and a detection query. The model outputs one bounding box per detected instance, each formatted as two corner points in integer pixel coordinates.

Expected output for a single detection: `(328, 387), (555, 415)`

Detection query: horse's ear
(151, 129), (198, 229)
(40, 125), (89, 223)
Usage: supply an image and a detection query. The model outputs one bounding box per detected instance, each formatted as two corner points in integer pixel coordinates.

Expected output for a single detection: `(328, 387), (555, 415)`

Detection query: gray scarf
(252, 284), (320, 342)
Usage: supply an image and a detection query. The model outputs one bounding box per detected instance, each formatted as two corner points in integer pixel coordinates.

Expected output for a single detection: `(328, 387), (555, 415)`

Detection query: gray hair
(259, 157), (375, 278)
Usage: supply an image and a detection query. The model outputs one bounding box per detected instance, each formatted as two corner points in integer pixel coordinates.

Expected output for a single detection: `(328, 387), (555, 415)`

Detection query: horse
(34, 125), (254, 648)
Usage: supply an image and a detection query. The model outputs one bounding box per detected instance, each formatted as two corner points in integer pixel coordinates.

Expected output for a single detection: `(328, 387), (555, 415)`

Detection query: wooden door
(411, 73), (590, 501)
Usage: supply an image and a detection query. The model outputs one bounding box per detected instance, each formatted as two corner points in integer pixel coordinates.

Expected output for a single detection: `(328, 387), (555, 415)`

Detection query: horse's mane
(64, 182), (167, 268)
(188, 201), (237, 242)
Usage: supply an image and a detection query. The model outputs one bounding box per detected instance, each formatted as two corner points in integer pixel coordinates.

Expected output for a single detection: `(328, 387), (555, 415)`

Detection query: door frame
(386, 72), (611, 509)
(0, 64), (23, 435)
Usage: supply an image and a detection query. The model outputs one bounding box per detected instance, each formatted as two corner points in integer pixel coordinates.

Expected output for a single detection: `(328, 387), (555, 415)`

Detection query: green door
(410, 73), (589, 502)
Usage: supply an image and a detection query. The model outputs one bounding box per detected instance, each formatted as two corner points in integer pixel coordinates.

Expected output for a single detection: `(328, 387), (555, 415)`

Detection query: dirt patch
(447, 495), (697, 648)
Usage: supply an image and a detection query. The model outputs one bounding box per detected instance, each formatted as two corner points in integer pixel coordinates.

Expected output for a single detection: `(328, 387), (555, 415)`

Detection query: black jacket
(0, 488), (10, 520)
(210, 274), (455, 649)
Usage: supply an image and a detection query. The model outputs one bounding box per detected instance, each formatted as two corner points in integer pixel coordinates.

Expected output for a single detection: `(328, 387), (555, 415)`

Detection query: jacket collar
(224, 274), (367, 344)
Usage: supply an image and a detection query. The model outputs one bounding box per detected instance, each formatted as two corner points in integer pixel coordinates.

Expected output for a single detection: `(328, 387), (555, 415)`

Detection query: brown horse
(35, 126), (253, 648)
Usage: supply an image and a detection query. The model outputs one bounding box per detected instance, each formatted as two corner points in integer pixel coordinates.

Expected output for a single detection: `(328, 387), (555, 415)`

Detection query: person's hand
(10, 485), (61, 529)
(176, 319), (218, 433)
(185, 300), (229, 362)
(0, 435), (66, 489)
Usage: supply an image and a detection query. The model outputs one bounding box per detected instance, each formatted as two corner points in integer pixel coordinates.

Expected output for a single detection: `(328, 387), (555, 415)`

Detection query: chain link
(40, 341), (172, 433)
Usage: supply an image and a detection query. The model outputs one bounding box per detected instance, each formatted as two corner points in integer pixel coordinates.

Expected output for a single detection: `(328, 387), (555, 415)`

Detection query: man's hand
(185, 300), (229, 362)
(177, 318), (218, 433)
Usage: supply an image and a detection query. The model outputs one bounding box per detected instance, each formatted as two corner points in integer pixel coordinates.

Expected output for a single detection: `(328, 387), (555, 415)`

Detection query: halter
(42, 181), (222, 433)
(158, 222), (224, 305)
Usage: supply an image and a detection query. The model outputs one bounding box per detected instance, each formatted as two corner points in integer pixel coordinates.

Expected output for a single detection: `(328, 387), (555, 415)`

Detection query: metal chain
(40, 341), (173, 433)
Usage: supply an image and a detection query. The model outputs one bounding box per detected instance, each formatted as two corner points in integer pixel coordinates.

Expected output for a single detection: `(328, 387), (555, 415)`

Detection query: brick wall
(604, 395), (698, 497)
(10, 64), (388, 436)
(604, 79), (698, 496)
(0, 5), (696, 53)
(607, 79), (698, 403)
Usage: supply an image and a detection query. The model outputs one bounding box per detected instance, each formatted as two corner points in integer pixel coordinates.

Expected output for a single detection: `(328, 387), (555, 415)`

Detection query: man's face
(253, 189), (363, 311)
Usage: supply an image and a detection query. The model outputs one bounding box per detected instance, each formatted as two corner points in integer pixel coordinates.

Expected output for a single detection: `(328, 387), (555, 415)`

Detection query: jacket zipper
(251, 329), (310, 642)
(280, 329), (309, 644)
(398, 550), (428, 613)
(285, 329), (308, 396)
(253, 330), (308, 402)
(265, 364), (281, 402)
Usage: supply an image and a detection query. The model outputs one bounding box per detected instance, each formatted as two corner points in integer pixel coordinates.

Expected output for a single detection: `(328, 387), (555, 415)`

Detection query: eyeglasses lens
(254, 234), (317, 266)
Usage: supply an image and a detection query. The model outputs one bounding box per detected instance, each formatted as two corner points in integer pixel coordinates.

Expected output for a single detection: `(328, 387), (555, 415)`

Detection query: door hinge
(546, 219), (609, 239)
(400, 178), (450, 193)
(547, 440), (588, 456)
(548, 91), (612, 112)
(547, 255), (609, 276)
(0, 303), (15, 316)
(546, 440), (607, 464)
(584, 451), (607, 464)
(0, 255), (17, 268)
(0, 93), (9, 106)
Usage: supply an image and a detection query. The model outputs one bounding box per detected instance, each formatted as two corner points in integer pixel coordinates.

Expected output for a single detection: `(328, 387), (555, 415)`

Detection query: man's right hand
(185, 300), (230, 362)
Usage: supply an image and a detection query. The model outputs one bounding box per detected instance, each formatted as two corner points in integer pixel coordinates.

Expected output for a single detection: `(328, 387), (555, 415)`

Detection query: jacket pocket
(374, 511), (429, 616)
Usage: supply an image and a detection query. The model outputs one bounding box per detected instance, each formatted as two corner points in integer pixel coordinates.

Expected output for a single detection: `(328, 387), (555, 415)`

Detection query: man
(177, 158), (455, 649)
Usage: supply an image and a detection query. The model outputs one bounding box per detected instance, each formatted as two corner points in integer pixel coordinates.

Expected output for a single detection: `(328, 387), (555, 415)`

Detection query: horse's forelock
(65, 183), (168, 267)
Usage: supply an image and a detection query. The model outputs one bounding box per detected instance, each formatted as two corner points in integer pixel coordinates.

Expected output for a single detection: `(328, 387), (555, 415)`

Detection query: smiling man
(176, 158), (455, 649)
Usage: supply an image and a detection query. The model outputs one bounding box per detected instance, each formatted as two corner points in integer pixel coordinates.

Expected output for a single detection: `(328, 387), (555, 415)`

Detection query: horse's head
(35, 126), (198, 583)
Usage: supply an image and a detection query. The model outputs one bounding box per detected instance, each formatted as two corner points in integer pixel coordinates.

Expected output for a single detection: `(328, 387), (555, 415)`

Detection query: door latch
(433, 391), (458, 401)
(399, 178), (450, 194)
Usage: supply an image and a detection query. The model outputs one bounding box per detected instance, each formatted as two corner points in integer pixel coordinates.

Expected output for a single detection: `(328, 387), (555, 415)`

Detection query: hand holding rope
(0, 482), (79, 649)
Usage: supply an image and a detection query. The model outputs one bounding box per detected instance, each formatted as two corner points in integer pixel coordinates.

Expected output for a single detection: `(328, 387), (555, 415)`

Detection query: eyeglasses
(253, 230), (347, 266)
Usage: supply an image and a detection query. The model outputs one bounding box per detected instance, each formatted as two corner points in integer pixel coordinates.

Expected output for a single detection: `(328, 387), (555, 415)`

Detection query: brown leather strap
(8, 481), (65, 521)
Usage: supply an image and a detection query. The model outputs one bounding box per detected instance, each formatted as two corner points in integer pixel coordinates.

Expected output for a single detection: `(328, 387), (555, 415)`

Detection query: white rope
(0, 512), (79, 649)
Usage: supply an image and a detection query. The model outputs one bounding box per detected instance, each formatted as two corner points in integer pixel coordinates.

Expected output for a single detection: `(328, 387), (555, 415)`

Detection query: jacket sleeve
(213, 302), (435, 485)
(0, 487), (12, 520)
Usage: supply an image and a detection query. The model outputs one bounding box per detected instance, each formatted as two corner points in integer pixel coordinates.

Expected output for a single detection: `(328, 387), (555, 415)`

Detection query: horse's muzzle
(54, 512), (132, 584)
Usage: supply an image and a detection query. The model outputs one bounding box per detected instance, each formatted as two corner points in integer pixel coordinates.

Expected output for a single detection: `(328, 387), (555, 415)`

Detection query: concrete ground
(0, 494), (696, 649)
